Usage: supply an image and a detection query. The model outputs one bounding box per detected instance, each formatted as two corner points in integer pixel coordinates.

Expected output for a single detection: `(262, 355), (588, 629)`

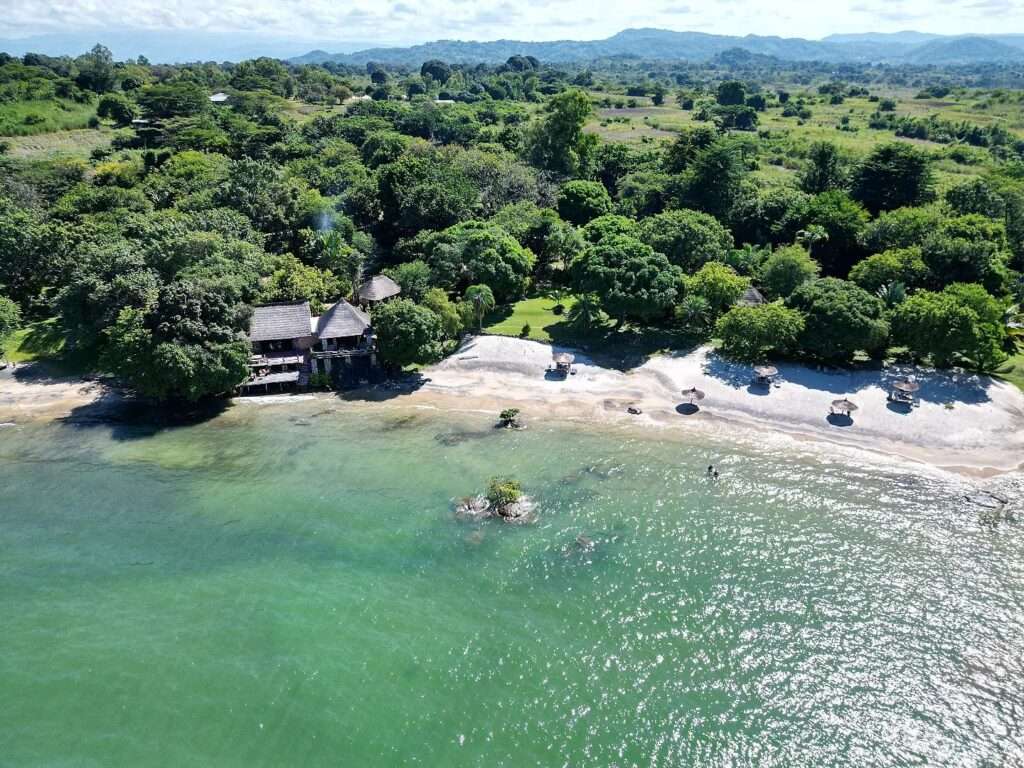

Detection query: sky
(2, 0), (1023, 49)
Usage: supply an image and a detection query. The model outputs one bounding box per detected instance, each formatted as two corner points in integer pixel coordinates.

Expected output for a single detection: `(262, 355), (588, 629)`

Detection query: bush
(715, 301), (805, 360)
(520, 323), (531, 337)
(487, 477), (522, 508)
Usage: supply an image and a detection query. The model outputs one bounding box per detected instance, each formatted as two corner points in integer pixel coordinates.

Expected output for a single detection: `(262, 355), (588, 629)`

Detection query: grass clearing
(3, 127), (119, 159)
(0, 99), (97, 137)
(995, 350), (1024, 393)
(483, 295), (578, 341)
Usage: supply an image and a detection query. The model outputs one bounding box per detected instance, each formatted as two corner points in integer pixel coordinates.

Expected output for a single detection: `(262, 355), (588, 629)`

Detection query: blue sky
(2, 0), (1022, 45)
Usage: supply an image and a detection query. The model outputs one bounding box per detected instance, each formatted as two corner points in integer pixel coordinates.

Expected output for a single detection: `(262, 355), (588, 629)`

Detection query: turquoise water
(2, 402), (1022, 767)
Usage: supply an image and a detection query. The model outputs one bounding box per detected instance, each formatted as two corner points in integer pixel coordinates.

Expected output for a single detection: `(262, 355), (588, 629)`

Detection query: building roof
(736, 286), (766, 306)
(209, 92), (230, 103)
(358, 275), (402, 302)
(248, 302), (313, 342)
(315, 300), (371, 339)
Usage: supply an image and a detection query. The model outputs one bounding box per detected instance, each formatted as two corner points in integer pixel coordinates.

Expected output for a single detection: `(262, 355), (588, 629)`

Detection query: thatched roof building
(736, 287), (766, 307)
(315, 300), (371, 340)
(358, 275), (402, 304)
(248, 302), (313, 342)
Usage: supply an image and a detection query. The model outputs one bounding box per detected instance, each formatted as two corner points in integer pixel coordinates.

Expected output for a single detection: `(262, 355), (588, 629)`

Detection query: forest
(1, 43), (1023, 401)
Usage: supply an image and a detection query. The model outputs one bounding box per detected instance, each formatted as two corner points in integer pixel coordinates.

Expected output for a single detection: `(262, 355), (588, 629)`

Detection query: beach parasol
(753, 365), (778, 378)
(892, 378), (920, 393)
(553, 352), (575, 365)
(681, 387), (706, 403)
(831, 398), (858, 414)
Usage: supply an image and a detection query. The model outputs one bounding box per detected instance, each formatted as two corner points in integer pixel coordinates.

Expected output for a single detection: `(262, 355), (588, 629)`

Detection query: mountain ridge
(292, 27), (1024, 67)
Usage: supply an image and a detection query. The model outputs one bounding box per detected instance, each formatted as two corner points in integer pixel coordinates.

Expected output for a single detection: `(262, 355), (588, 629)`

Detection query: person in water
(713, 469), (720, 481)
(707, 465), (714, 476)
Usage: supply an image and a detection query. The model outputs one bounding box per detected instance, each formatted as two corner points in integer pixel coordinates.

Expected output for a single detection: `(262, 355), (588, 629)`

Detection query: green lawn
(483, 295), (578, 341)
(6, 319), (65, 363)
(996, 350), (1024, 393)
(4, 318), (94, 376)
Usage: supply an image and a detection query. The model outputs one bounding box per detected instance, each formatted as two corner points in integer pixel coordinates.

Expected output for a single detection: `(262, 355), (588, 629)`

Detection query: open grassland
(0, 99), (96, 137)
(3, 126), (119, 159)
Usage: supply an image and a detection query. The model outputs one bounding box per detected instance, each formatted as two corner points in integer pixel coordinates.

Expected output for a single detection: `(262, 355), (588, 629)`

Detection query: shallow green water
(2, 402), (1023, 767)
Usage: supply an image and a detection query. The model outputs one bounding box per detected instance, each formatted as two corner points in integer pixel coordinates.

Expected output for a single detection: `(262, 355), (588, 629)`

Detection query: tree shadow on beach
(701, 351), (994, 405)
(547, 322), (702, 372)
(61, 393), (233, 441)
(337, 373), (431, 402)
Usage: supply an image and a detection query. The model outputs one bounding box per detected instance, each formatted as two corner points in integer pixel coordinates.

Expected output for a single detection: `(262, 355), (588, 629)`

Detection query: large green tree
(759, 245), (820, 299)
(637, 209), (734, 272)
(372, 298), (444, 368)
(526, 88), (595, 176)
(557, 180), (612, 225)
(570, 235), (681, 325)
(851, 143), (934, 214)
(715, 301), (805, 361)
(786, 278), (889, 361)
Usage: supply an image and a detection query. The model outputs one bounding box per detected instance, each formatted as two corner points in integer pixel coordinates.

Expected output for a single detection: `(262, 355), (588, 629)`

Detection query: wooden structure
(888, 377), (920, 407)
(357, 275), (402, 306)
(310, 300), (375, 384)
(240, 299), (377, 393)
(830, 398), (858, 416)
(752, 365), (778, 386)
(551, 352), (575, 377)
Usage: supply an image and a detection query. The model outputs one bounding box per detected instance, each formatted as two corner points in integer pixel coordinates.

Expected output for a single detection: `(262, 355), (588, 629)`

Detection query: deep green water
(2, 401), (1023, 767)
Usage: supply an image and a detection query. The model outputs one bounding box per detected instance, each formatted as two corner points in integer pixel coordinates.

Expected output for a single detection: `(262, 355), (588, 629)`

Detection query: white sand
(4, 340), (1022, 476)
(407, 336), (1024, 476)
(0, 365), (112, 421)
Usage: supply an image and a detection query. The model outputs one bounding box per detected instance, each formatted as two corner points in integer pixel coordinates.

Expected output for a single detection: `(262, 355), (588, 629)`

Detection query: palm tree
(876, 281), (907, 309)
(796, 225), (828, 258)
(464, 284), (495, 332)
(566, 294), (603, 332)
(1003, 303), (1023, 352)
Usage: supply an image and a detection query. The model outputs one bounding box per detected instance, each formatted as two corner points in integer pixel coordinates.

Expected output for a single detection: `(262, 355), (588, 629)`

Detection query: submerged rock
(453, 494), (537, 524)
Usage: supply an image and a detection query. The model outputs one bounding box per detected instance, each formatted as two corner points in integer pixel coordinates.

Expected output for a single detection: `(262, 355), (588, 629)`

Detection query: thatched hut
(830, 398), (858, 415)
(552, 352), (575, 376)
(753, 365), (778, 386)
(888, 377), (920, 406)
(357, 275), (402, 305)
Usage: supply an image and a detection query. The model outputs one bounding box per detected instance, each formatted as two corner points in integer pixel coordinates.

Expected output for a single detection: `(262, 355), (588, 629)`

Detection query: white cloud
(2, 0), (1023, 44)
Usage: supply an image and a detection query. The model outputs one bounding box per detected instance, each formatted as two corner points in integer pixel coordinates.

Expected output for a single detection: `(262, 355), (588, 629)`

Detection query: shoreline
(4, 336), (1024, 478)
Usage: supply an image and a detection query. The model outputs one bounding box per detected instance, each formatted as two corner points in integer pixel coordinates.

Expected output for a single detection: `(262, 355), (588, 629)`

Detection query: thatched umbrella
(830, 398), (858, 415)
(681, 387), (706, 404)
(892, 378), (920, 393)
(553, 352), (575, 365)
(754, 365), (778, 378)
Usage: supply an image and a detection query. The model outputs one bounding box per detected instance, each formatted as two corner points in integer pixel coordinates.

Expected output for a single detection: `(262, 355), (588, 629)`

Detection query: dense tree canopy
(786, 278), (889, 361)
(571, 235), (681, 324)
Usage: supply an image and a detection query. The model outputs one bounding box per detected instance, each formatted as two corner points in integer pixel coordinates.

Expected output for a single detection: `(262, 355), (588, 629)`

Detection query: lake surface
(2, 401), (1023, 767)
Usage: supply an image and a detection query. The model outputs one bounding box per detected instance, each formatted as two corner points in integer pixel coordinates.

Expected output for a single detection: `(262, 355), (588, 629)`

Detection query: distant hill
(293, 28), (1024, 68)
(907, 36), (1024, 65)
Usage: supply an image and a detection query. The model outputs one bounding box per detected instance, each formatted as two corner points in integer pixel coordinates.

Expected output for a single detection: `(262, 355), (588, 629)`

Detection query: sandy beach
(3, 336), (1023, 475)
(397, 336), (1024, 476)
(0, 365), (115, 423)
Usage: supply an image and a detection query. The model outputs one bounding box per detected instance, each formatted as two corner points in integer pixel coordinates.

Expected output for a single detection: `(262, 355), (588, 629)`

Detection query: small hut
(753, 365), (778, 386)
(551, 352), (575, 376)
(736, 286), (766, 307)
(358, 275), (401, 306)
(830, 398), (858, 416)
(888, 377), (920, 406)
